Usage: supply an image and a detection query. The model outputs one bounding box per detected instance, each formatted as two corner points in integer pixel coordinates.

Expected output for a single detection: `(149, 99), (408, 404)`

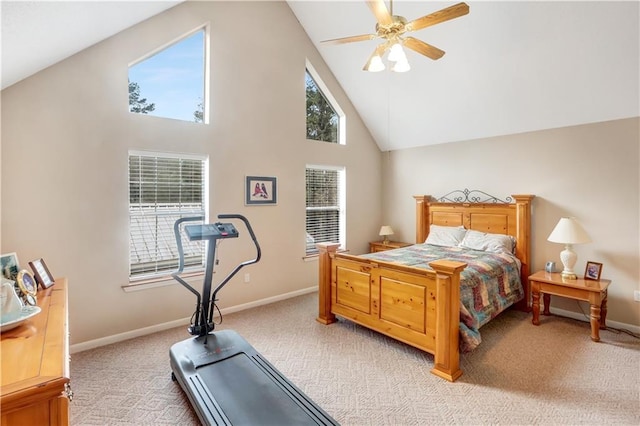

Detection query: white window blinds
(305, 166), (345, 255)
(128, 151), (207, 280)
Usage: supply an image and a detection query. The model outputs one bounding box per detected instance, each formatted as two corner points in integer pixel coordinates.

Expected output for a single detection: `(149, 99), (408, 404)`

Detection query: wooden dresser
(1, 279), (70, 425)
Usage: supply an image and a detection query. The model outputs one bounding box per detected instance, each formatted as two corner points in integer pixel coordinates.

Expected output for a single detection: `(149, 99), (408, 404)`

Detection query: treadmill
(170, 214), (338, 426)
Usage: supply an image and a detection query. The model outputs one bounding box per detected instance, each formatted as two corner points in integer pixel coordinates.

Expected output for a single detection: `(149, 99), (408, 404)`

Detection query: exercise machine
(170, 214), (338, 425)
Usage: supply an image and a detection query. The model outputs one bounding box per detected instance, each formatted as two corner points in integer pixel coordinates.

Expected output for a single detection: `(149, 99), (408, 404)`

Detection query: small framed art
(0, 252), (20, 281)
(584, 261), (603, 281)
(245, 176), (277, 205)
(29, 258), (55, 289)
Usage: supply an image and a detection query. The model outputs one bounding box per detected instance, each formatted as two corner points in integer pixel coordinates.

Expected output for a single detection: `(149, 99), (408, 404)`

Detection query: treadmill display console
(185, 223), (239, 241)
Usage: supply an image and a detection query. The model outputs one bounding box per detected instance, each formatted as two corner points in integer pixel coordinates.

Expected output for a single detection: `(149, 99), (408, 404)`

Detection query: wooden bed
(316, 191), (534, 382)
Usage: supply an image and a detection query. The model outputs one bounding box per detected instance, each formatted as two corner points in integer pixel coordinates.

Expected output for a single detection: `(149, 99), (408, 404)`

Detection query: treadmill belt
(197, 352), (322, 426)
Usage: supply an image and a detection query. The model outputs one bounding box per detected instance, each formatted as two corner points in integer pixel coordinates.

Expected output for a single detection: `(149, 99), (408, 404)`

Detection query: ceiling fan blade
(321, 34), (376, 45)
(366, 0), (393, 26)
(405, 2), (469, 32)
(403, 36), (445, 60)
(363, 41), (391, 71)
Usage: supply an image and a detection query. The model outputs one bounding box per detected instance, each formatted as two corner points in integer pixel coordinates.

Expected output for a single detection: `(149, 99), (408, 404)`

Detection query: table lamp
(379, 225), (394, 245)
(547, 217), (591, 279)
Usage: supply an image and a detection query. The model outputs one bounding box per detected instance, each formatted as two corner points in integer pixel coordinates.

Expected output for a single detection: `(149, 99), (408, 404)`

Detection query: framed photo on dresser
(29, 258), (55, 289)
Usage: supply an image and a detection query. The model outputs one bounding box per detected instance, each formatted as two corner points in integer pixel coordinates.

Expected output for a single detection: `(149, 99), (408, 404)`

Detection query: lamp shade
(547, 217), (591, 244)
(387, 43), (405, 62)
(379, 226), (394, 237)
(391, 59), (410, 73)
(366, 55), (385, 72)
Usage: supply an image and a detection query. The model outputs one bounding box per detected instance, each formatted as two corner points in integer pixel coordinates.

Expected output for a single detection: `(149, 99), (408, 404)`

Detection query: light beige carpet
(70, 293), (640, 425)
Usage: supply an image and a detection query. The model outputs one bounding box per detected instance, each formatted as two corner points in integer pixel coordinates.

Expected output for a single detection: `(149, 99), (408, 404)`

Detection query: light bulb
(388, 43), (404, 62)
(366, 55), (385, 72)
(392, 59), (410, 72)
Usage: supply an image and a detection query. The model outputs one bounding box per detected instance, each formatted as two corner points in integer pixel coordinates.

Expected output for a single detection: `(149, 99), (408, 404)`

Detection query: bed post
(429, 259), (467, 382)
(512, 194), (535, 312)
(316, 243), (340, 325)
(413, 195), (431, 244)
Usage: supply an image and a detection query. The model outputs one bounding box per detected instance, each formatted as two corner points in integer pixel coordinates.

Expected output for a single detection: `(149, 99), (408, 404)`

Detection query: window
(128, 28), (207, 123)
(305, 61), (345, 144)
(305, 166), (345, 255)
(128, 151), (208, 280)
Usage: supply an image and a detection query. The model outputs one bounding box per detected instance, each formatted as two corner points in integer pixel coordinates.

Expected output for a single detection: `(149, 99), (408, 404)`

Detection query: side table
(529, 271), (611, 342)
(369, 240), (412, 253)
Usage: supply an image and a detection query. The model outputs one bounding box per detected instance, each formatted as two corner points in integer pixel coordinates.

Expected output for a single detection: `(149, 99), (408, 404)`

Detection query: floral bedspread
(361, 244), (523, 351)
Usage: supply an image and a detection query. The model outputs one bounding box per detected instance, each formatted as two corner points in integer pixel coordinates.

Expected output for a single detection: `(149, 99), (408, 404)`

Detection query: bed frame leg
(429, 260), (467, 382)
(316, 243), (340, 325)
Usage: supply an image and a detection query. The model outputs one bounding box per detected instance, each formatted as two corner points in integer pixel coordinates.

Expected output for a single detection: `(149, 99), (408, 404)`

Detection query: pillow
(459, 229), (515, 254)
(425, 225), (467, 247)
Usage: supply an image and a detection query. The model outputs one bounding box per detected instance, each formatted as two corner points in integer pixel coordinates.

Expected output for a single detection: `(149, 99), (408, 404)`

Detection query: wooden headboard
(413, 190), (535, 311)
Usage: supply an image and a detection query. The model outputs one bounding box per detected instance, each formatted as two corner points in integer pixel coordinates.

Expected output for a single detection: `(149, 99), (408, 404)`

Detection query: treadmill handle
(171, 216), (204, 301)
(173, 216), (205, 273)
(217, 214), (261, 264)
(210, 214), (261, 308)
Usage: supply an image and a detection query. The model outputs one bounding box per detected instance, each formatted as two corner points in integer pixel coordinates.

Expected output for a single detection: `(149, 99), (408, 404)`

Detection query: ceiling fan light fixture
(392, 58), (410, 73)
(366, 55), (385, 72)
(324, 1), (470, 73)
(387, 42), (405, 62)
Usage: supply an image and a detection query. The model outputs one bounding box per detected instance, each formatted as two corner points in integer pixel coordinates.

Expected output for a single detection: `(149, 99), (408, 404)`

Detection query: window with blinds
(305, 166), (345, 255)
(128, 151), (207, 280)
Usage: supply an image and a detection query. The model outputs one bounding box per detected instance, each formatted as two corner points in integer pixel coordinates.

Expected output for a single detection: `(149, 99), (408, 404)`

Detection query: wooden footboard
(316, 243), (466, 382)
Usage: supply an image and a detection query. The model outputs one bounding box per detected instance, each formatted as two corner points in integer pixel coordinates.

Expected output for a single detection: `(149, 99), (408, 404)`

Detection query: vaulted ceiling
(2, 1), (638, 151)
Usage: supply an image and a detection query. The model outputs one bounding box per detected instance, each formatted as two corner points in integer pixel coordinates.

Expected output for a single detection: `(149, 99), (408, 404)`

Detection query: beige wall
(381, 117), (640, 327)
(0, 1), (382, 344)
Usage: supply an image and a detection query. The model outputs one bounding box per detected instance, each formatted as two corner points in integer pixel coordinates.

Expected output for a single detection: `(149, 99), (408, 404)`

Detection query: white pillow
(425, 225), (467, 247)
(459, 229), (515, 254)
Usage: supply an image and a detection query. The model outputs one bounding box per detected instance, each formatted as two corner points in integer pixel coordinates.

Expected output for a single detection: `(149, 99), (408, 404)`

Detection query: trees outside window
(306, 71), (338, 143)
(305, 62), (345, 144)
(128, 80), (155, 114)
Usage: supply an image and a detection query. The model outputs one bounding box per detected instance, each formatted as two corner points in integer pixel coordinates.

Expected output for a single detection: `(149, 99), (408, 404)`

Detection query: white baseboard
(70, 286), (318, 354)
(549, 306), (640, 335)
(70, 288), (639, 354)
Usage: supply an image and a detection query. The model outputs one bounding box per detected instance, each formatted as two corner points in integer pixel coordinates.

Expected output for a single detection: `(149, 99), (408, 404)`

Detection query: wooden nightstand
(369, 240), (412, 253)
(528, 271), (611, 342)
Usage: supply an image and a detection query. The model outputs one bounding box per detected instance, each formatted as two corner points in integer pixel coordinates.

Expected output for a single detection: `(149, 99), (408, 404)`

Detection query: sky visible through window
(129, 30), (205, 122)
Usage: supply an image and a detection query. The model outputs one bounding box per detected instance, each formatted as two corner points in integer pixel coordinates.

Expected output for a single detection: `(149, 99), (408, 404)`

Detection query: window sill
(122, 271), (204, 292)
(302, 249), (348, 262)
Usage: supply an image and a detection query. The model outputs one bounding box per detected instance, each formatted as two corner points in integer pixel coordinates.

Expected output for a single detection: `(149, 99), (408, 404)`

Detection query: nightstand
(529, 271), (611, 342)
(369, 241), (412, 253)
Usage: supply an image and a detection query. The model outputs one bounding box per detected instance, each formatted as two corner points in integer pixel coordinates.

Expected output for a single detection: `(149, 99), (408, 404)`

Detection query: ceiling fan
(321, 1), (469, 72)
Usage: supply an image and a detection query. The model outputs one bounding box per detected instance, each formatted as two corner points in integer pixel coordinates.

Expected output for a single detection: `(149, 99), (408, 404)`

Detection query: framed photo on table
(584, 261), (603, 281)
(29, 258), (55, 289)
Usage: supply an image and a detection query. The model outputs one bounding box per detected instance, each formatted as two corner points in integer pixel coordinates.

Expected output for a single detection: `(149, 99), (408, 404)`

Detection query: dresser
(1, 279), (70, 425)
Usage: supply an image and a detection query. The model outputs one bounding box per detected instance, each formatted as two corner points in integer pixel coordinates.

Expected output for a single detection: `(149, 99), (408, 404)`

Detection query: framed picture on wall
(245, 176), (277, 205)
